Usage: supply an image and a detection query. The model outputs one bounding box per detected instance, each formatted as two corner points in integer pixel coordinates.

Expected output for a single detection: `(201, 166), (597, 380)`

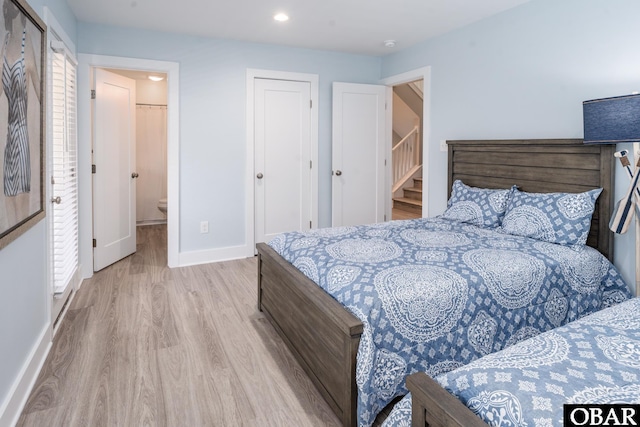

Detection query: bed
(384, 296), (640, 427)
(256, 139), (627, 427)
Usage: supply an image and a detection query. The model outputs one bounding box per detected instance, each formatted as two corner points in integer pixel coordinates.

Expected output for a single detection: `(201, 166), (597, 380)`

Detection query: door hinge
(384, 159), (387, 166)
(310, 100), (312, 108)
(309, 220), (312, 228)
(92, 238), (97, 248)
(91, 89), (96, 99)
(310, 160), (312, 169)
(92, 164), (96, 174)
(384, 214), (387, 221)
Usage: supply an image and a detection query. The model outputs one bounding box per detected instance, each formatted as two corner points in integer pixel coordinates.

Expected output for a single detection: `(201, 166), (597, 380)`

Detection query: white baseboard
(178, 244), (252, 267)
(0, 324), (51, 427)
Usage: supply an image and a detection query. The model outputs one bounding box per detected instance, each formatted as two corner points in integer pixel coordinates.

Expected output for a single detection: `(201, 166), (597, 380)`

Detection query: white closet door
(136, 105), (167, 223)
(332, 82), (387, 227)
(254, 78), (312, 243)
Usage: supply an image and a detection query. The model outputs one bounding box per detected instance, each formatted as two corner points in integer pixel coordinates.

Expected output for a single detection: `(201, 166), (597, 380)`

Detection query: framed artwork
(0, 0), (45, 250)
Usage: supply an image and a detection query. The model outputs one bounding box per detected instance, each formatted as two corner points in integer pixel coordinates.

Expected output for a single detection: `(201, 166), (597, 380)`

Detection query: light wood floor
(17, 225), (346, 426)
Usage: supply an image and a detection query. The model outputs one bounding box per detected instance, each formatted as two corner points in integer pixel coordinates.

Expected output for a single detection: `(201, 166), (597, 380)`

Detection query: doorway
(105, 68), (169, 227)
(381, 67), (431, 221)
(92, 68), (168, 271)
(390, 79), (424, 220)
(77, 55), (180, 278)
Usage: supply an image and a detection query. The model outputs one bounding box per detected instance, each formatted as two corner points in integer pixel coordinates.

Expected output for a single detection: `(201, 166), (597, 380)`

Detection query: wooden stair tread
(403, 187), (422, 194)
(402, 186), (422, 201)
(393, 197), (422, 206)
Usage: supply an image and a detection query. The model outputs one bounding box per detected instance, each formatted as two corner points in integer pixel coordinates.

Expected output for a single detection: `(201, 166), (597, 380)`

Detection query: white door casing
(254, 78), (312, 243)
(332, 82), (387, 227)
(92, 68), (137, 271)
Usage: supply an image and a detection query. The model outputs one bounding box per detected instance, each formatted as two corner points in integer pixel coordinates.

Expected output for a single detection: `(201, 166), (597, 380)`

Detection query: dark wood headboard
(447, 139), (615, 261)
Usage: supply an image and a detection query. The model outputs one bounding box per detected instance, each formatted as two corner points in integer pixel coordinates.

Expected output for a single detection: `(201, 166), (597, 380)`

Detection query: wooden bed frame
(406, 372), (489, 427)
(256, 139), (615, 427)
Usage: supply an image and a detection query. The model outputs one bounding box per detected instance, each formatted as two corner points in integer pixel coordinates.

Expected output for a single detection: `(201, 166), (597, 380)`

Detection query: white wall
(137, 79), (167, 105)
(381, 0), (640, 290)
(392, 92), (418, 143)
(76, 23), (382, 255)
(136, 104), (168, 223)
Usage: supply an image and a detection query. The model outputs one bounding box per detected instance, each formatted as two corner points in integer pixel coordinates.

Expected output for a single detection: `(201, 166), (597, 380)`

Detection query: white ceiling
(67, 0), (530, 56)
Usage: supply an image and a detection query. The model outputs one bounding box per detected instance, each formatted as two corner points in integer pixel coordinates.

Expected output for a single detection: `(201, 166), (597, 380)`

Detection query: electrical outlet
(200, 221), (209, 234)
(440, 140), (447, 152)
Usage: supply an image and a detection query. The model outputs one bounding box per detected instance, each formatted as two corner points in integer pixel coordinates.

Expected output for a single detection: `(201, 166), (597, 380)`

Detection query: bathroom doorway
(103, 68), (168, 232)
(104, 69), (169, 227)
(77, 55), (179, 277)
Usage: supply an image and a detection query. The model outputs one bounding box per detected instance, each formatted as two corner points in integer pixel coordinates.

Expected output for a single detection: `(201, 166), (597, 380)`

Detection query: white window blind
(50, 42), (78, 294)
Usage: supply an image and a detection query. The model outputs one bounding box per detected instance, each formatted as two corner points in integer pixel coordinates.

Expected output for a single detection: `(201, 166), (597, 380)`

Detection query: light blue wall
(381, 0), (640, 290)
(76, 23), (382, 251)
(44, 0), (76, 37)
(0, 0), (76, 414)
(0, 224), (47, 410)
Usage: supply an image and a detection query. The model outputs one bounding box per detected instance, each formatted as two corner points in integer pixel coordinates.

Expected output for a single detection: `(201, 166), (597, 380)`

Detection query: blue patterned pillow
(500, 188), (602, 247)
(441, 180), (514, 228)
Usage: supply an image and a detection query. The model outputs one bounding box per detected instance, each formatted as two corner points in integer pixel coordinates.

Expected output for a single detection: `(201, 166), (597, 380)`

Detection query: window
(50, 38), (78, 294)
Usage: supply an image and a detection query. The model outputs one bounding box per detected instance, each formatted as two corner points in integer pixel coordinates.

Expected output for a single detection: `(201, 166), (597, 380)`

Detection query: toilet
(158, 198), (167, 215)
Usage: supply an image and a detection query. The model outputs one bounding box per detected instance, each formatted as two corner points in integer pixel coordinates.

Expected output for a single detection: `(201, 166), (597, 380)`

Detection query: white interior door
(92, 68), (137, 271)
(255, 78), (312, 243)
(332, 82), (387, 227)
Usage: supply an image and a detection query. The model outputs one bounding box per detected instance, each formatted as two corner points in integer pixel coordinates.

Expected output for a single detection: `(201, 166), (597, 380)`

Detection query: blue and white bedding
(383, 297), (640, 427)
(268, 217), (631, 427)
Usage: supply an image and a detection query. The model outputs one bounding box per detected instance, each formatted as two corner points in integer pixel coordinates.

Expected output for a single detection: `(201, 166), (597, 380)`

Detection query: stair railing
(392, 126), (421, 193)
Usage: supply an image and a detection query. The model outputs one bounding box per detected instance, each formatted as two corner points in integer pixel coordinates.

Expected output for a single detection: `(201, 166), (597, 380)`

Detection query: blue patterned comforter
(383, 297), (640, 427)
(268, 217), (631, 426)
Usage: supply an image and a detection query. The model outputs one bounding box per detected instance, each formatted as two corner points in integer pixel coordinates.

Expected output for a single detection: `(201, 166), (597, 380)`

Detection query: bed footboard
(257, 243), (363, 427)
(407, 372), (489, 427)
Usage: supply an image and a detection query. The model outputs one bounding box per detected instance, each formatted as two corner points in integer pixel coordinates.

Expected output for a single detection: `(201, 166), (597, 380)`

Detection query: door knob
(131, 172), (139, 178)
(335, 170), (342, 176)
(51, 196), (61, 204)
(257, 173), (264, 179)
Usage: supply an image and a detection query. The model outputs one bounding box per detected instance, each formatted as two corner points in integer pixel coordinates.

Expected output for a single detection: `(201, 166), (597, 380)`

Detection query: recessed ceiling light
(274, 13), (289, 22)
(384, 40), (396, 48)
(148, 75), (164, 82)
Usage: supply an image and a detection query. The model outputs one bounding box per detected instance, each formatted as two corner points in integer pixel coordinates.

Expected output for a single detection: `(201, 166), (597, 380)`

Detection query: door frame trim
(245, 69), (319, 255)
(380, 66), (431, 219)
(78, 54), (180, 279)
